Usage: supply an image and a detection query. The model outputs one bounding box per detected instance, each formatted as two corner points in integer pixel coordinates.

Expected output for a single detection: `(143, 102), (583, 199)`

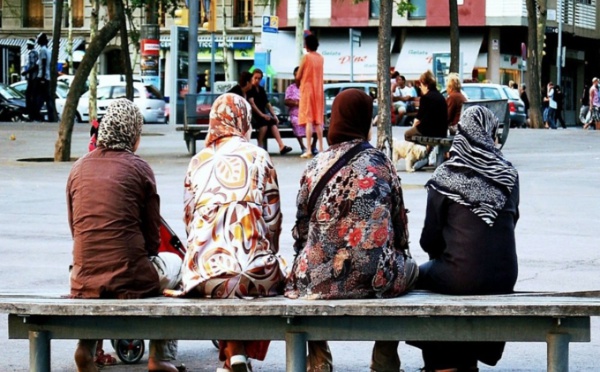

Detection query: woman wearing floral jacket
(285, 89), (418, 372)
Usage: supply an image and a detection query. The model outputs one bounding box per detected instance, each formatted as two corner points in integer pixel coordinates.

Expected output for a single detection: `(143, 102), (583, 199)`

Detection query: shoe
(413, 157), (429, 171)
(280, 146), (292, 155)
(311, 148), (319, 156)
(300, 152), (313, 159)
(94, 349), (117, 366)
(230, 355), (250, 372)
(216, 369), (231, 372)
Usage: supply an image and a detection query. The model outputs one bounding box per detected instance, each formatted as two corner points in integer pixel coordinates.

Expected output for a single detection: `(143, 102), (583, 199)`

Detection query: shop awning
(0, 37), (85, 64)
(395, 32), (483, 81)
(270, 31), (393, 81)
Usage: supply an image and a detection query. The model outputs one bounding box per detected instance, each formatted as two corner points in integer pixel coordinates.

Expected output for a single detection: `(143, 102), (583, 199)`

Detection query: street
(0, 122), (599, 371)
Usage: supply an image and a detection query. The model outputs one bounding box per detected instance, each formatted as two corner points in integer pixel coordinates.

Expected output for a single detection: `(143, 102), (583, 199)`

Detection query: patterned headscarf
(327, 89), (373, 145)
(97, 98), (143, 152)
(426, 106), (518, 226)
(205, 93), (253, 146)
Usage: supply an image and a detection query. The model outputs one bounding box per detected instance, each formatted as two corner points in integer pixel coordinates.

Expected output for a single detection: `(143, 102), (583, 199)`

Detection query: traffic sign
(262, 16), (279, 33)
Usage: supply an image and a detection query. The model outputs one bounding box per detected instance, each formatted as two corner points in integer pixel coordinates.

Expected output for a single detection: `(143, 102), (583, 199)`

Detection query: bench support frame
(9, 314), (589, 372)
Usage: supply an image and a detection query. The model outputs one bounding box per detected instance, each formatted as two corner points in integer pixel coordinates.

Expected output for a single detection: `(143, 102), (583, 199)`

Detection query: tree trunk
(53, 16), (121, 161)
(50, 0), (64, 121)
(376, 0), (392, 157)
(89, 0), (99, 123)
(119, 0), (134, 100)
(296, 0), (306, 63)
(449, 0), (460, 74)
(526, 0), (545, 129)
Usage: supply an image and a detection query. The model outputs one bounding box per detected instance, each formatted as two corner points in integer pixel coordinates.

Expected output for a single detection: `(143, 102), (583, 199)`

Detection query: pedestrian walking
(21, 38), (39, 121)
(580, 84), (592, 129)
(519, 84), (530, 128)
(589, 77), (600, 130)
(35, 33), (57, 122)
(554, 85), (567, 129)
(544, 82), (557, 129)
(298, 33), (325, 159)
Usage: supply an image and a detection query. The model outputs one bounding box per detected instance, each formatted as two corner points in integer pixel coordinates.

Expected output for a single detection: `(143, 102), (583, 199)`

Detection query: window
(63, 0), (83, 27)
(112, 86), (127, 99)
(234, 0), (253, 27)
(24, 0), (44, 27)
(370, 0), (380, 19)
(482, 87), (502, 100)
(97, 86), (111, 100)
(408, 0), (426, 20)
(577, 0), (592, 4)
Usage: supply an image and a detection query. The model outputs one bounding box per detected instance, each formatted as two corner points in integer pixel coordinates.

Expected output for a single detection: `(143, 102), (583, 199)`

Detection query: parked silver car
(323, 82), (379, 122)
(78, 82), (166, 123)
(460, 83), (526, 128)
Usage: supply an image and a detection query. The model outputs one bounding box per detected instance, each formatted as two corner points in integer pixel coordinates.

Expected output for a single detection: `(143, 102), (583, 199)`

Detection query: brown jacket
(67, 148), (161, 299)
(446, 90), (467, 127)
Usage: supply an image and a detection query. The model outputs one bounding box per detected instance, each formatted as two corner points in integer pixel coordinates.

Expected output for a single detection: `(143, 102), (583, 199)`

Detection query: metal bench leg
(286, 332), (306, 372)
(29, 330), (50, 372)
(547, 332), (570, 372)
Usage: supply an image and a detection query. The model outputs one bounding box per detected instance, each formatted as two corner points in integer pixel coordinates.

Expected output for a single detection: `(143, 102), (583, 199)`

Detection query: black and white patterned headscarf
(97, 98), (143, 152)
(426, 106), (518, 226)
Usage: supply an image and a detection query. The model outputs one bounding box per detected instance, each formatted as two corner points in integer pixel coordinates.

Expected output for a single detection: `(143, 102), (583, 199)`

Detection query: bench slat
(1, 292), (599, 317)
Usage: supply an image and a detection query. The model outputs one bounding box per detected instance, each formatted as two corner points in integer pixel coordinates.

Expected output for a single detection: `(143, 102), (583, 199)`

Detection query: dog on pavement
(392, 138), (428, 172)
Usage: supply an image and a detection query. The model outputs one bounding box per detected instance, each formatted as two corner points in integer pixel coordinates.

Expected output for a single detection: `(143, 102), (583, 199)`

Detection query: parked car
(0, 83), (28, 122)
(323, 82), (379, 122)
(10, 80), (82, 122)
(459, 83), (526, 128)
(78, 82), (166, 123)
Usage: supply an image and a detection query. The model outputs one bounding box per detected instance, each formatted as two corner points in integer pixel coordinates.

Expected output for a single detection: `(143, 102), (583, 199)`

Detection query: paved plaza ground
(0, 122), (598, 371)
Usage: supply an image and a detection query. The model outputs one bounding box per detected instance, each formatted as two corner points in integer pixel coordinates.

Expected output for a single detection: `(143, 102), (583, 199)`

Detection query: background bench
(1, 291), (599, 372)
(179, 93), (328, 155)
(411, 99), (510, 168)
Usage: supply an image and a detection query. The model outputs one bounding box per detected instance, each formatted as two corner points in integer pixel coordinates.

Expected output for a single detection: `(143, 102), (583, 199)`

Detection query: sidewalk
(0, 122), (598, 371)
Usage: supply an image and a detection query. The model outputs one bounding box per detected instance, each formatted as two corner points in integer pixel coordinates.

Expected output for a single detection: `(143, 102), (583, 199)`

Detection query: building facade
(1, 0), (598, 123)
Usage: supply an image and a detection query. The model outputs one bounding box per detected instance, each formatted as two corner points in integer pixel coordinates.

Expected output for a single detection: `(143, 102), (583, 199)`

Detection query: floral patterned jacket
(285, 139), (411, 299)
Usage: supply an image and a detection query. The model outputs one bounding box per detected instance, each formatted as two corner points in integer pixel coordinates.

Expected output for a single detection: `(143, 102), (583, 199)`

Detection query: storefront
(270, 30), (386, 81)
(162, 31), (254, 124)
(395, 31), (483, 83)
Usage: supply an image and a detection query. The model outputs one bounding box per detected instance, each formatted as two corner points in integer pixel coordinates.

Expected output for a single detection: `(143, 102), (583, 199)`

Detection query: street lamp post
(556, 0), (563, 85)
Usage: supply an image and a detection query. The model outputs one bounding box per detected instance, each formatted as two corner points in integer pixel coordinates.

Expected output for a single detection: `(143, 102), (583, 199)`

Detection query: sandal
(94, 349), (117, 366)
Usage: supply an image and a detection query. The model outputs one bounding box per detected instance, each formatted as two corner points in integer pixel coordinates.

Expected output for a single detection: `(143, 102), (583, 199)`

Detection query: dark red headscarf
(327, 88), (373, 145)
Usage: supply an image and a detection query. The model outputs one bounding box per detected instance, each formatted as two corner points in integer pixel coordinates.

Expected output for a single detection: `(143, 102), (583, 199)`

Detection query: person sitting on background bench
(227, 71), (253, 99)
(445, 73), (466, 136)
(285, 89), (418, 372)
(404, 70), (448, 171)
(392, 73), (417, 126)
(67, 99), (184, 372)
(408, 106), (520, 372)
(247, 68), (293, 155)
(166, 93), (287, 372)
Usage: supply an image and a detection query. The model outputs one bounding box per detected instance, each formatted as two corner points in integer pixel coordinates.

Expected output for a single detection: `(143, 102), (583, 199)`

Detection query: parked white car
(10, 80), (83, 122)
(77, 82), (166, 123)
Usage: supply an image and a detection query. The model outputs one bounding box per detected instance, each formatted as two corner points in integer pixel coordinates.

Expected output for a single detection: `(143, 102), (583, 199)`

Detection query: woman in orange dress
(297, 33), (325, 158)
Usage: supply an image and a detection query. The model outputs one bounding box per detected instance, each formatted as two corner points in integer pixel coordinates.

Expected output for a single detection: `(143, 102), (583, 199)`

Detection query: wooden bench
(411, 99), (510, 168)
(178, 93), (327, 155)
(1, 291), (599, 372)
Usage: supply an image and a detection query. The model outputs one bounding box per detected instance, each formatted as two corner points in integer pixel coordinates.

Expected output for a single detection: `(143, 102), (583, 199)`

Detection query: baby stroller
(111, 217), (186, 364)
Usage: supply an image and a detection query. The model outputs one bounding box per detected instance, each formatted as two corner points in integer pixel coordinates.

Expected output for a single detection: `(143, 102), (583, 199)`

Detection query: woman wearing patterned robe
(167, 93), (286, 372)
(409, 106), (519, 372)
(285, 89), (418, 372)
